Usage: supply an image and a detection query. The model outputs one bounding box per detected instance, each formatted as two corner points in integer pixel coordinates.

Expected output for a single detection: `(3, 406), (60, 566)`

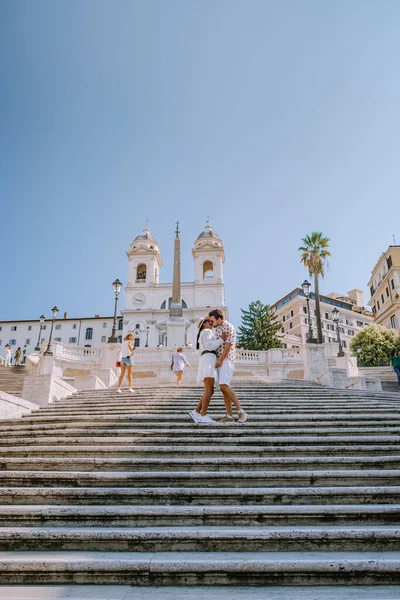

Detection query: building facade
(121, 225), (227, 348)
(271, 288), (374, 349)
(0, 315), (120, 361)
(368, 245), (400, 333)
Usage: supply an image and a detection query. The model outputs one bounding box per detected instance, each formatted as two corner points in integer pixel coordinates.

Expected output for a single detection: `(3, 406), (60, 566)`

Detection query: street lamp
(332, 307), (345, 357)
(145, 326), (150, 348)
(34, 314), (45, 351)
(301, 280), (317, 343)
(44, 306), (59, 356)
(108, 278), (123, 343)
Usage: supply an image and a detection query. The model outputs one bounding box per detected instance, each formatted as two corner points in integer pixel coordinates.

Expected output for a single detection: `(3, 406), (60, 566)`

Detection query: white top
(172, 352), (190, 372)
(198, 329), (223, 354)
(121, 340), (133, 358)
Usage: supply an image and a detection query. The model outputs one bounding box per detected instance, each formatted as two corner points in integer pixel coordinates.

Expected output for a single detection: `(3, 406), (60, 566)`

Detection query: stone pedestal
(166, 318), (186, 349)
(303, 343), (328, 383)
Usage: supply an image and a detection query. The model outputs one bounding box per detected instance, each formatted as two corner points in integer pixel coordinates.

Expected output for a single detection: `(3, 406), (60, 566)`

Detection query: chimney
(63, 312), (68, 319)
(347, 289), (364, 308)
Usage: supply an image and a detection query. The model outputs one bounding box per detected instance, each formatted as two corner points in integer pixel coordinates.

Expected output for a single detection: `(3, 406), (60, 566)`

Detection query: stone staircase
(0, 382), (400, 596)
(0, 364), (25, 398)
(360, 366), (400, 394)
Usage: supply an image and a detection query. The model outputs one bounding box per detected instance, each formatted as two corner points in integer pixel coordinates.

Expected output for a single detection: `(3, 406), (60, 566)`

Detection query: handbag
(116, 361), (121, 367)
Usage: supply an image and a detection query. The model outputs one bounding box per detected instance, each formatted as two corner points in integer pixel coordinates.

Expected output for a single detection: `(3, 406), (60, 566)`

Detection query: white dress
(197, 329), (223, 383)
(172, 352), (189, 372)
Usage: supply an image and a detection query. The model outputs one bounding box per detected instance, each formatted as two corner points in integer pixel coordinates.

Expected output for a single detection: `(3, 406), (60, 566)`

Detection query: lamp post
(44, 306), (59, 356)
(332, 307), (345, 357)
(145, 326), (150, 348)
(301, 280), (317, 343)
(34, 315), (45, 351)
(108, 278), (122, 343)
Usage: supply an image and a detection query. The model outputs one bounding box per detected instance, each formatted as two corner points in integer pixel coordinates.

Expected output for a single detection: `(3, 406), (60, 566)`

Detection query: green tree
(237, 300), (282, 350)
(299, 232), (331, 344)
(350, 324), (400, 366)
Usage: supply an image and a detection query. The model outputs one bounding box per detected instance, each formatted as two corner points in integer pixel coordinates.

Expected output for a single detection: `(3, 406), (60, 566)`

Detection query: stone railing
(54, 343), (102, 363)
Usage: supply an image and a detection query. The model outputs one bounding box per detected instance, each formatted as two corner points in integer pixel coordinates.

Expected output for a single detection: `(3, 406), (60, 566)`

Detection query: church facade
(121, 225), (227, 348)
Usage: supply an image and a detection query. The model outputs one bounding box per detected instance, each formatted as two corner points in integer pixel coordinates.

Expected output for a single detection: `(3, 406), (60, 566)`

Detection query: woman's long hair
(196, 318), (210, 350)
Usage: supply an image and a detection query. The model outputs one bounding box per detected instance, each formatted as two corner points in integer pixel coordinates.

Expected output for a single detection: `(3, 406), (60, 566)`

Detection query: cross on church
(145, 218), (150, 229)
(175, 221), (180, 237)
(206, 216), (210, 226)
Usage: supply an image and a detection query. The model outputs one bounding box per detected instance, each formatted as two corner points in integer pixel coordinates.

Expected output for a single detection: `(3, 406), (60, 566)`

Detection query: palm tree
(299, 232), (331, 344)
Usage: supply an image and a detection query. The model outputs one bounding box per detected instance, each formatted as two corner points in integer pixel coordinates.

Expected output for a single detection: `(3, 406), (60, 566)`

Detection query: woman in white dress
(189, 317), (227, 424)
(171, 348), (191, 386)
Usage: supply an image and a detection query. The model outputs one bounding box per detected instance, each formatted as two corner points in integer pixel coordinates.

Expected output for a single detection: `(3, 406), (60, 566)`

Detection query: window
(69, 337), (77, 344)
(11, 326), (17, 331)
(25, 339), (30, 345)
(391, 279), (395, 290)
(136, 264), (147, 281)
(203, 260), (214, 279)
(386, 287), (390, 298)
(381, 294), (384, 304)
(72, 324), (77, 329)
(290, 310), (294, 317)
(28, 326), (32, 331)
(134, 338), (140, 348)
(281, 327), (284, 333)
(305, 318), (308, 325)
(9, 339), (16, 346)
(282, 315), (286, 322)
(85, 328), (93, 340)
(357, 321), (363, 327)
(55, 324), (61, 330)
(118, 319), (123, 331)
(347, 330), (354, 336)
(289, 322), (293, 329)
(118, 336), (122, 343)
(160, 298), (188, 309)
(343, 340), (347, 348)
(339, 327), (345, 334)
(377, 300), (380, 310)
(303, 306), (307, 314)
(101, 336), (106, 343)
(103, 323), (107, 328)
(372, 306), (376, 314)
(391, 315), (397, 329)
(370, 285), (376, 297)
(55, 337), (62, 342)
(387, 255), (393, 269)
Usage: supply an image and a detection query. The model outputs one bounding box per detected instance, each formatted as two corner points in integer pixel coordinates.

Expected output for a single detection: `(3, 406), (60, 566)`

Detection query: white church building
(122, 224), (227, 348)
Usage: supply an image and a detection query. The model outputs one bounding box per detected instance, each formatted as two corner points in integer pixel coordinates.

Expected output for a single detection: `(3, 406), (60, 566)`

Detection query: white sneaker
(117, 388), (122, 394)
(189, 410), (201, 423)
(197, 415), (216, 424)
(237, 409), (248, 423)
(128, 388), (135, 393)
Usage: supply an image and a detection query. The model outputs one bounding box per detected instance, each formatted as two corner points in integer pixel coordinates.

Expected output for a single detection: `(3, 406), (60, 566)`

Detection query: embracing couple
(189, 309), (248, 424)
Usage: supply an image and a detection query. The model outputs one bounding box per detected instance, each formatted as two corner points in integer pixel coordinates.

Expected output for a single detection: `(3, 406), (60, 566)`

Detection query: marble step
(3, 584), (400, 600)
(0, 525), (400, 552)
(2, 485), (399, 505)
(0, 469), (399, 488)
(0, 551), (399, 585)
(0, 443), (398, 458)
(1, 504), (400, 527)
(1, 455), (400, 472)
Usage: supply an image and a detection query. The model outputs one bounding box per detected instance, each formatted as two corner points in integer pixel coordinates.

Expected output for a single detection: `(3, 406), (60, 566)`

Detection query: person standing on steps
(14, 347), (21, 366)
(171, 347), (191, 386)
(117, 334), (136, 394)
(4, 344), (12, 367)
(208, 309), (248, 423)
(189, 317), (228, 424)
(389, 349), (400, 388)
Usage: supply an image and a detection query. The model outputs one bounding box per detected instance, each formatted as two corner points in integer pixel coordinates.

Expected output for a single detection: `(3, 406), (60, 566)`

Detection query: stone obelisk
(166, 222), (186, 348)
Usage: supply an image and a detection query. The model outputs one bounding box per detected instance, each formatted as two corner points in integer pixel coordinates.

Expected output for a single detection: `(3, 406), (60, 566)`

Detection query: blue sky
(1, 0), (399, 326)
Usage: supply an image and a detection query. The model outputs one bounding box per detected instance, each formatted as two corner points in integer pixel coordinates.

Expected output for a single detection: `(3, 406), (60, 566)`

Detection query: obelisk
(166, 222), (186, 347)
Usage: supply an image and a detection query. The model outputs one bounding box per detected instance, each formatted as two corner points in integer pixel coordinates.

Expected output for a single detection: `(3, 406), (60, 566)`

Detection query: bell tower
(192, 225), (225, 284)
(126, 227), (163, 289)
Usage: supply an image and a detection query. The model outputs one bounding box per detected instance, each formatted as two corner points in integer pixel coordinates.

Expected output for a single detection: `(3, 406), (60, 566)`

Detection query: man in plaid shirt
(208, 309), (248, 423)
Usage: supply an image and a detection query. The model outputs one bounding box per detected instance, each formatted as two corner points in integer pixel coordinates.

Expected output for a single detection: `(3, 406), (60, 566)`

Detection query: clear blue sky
(1, 0), (399, 326)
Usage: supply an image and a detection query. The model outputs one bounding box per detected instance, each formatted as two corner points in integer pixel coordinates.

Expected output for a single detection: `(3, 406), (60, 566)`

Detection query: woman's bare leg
(127, 366), (133, 389)
(200, 378), (215, 416)
(176, 371), (183, 386)
(117, 365), (127, 389)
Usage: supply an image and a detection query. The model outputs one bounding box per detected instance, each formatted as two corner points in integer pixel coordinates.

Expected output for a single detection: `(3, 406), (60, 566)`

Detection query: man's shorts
(218, 359), (235, 386)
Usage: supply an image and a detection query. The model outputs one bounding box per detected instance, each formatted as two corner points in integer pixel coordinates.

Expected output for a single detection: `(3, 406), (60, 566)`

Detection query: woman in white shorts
(189, 318), (227, 424)
(117, 333), (135, 393)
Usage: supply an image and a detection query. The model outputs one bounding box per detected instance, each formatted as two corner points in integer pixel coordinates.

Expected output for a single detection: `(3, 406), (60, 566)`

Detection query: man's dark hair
(209, 309), (224, 320)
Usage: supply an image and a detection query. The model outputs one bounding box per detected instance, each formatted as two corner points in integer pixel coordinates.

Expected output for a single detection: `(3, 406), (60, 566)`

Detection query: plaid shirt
(215, 321), (236, 362)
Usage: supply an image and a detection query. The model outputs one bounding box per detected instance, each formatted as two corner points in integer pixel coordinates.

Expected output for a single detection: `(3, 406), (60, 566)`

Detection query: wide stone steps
(0, 551), (399, 585)
(0, 525), (400, 552)
(0, 455), (400, 472)
(2, 504), (400, 527)
(1, 383), (400, 589)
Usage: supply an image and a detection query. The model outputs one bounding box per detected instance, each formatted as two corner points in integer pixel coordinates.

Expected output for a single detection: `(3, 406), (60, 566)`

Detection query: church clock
(133, 293), (146, 307)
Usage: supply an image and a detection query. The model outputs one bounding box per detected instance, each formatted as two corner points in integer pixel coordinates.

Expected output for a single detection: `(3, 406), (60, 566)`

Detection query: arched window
(203, 261), (214, 279)
(160, 298), (188, 309)
(85, 327), (93, 340)
(136, 264), (147, 281)
(118, 319), (123, 331)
